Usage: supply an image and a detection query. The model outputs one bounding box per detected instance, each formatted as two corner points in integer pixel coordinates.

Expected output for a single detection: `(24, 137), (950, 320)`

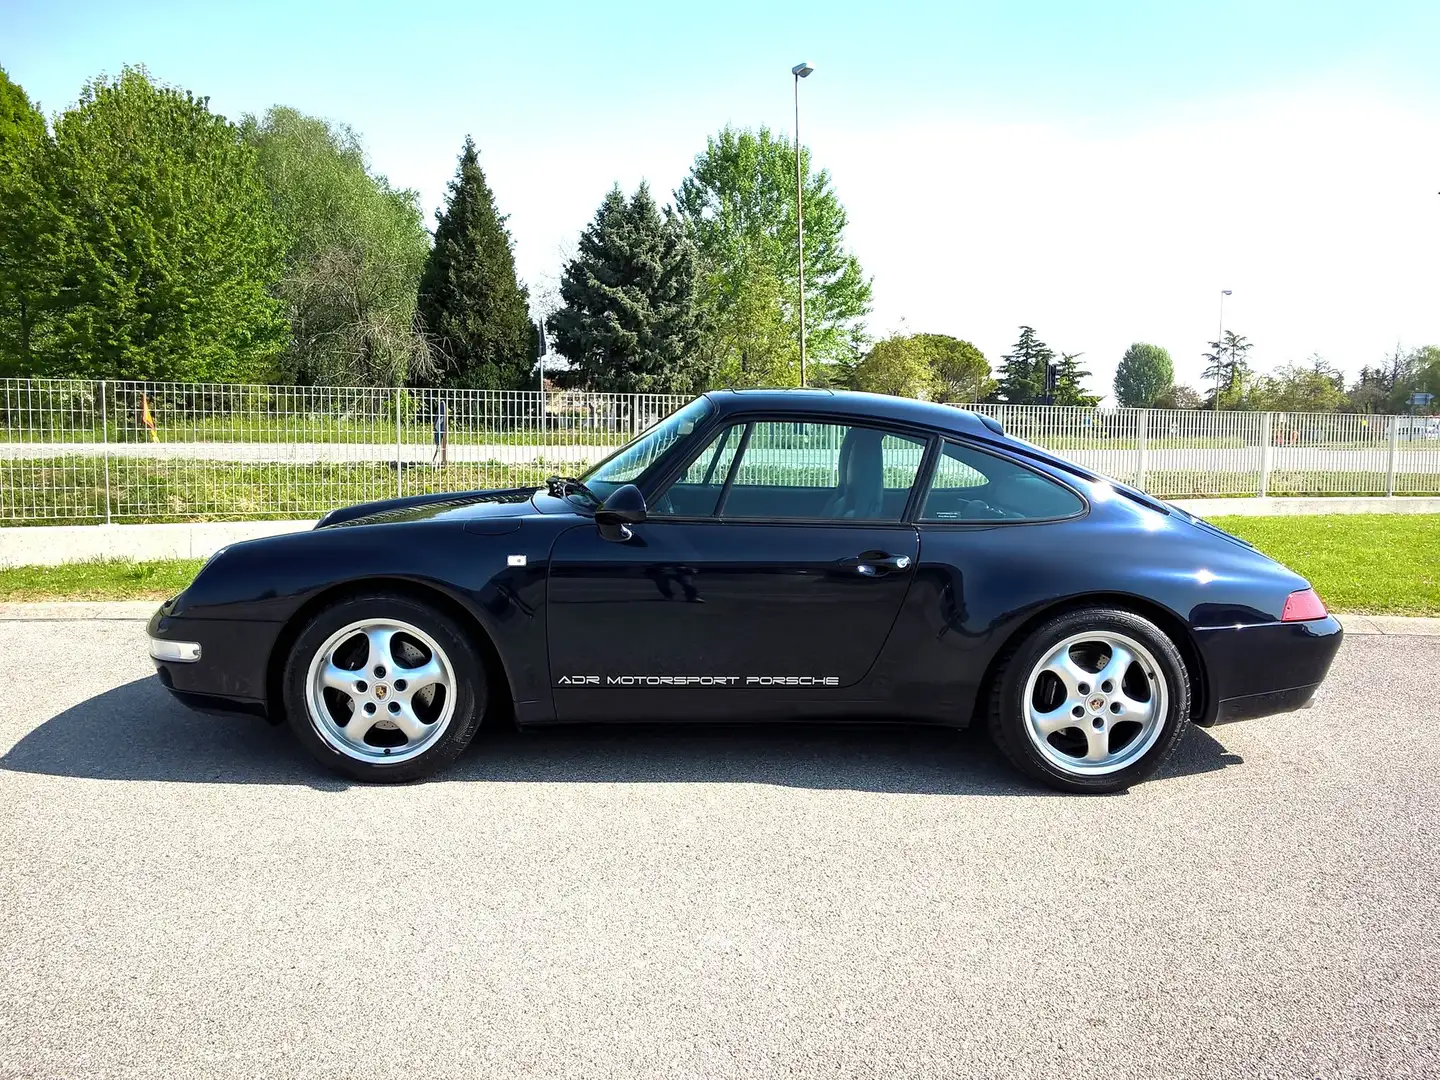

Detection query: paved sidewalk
(1333, 613), (1440, 635)
(0, 601), (1435, 636)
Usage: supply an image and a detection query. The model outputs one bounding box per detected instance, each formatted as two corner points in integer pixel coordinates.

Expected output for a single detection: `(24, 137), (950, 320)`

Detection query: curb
(0, 520), (318, 569)
(0, 600), (161, 620)
(1172, 496), (1440, 518)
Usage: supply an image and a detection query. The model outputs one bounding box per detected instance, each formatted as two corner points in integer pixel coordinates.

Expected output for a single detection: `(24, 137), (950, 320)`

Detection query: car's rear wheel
(282, 592), (486, 782)
(988, 608), (1190, 793)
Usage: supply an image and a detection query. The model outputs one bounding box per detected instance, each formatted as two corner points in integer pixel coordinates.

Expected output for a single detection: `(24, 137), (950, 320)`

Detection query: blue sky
(6, 0), (1439, 398)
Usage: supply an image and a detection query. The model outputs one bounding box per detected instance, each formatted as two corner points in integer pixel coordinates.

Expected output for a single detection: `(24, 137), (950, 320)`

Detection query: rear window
(921, 441), (1084, 522)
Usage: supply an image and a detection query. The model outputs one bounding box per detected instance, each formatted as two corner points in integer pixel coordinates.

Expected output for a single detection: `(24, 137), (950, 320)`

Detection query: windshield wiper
(545, 475), (602, 506)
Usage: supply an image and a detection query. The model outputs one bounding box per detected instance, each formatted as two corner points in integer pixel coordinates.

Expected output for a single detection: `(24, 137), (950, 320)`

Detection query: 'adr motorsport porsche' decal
(556, 674), (841, 687)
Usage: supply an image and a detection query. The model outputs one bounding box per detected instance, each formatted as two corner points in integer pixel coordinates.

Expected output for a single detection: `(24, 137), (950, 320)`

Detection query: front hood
(315, 487), (537, 529)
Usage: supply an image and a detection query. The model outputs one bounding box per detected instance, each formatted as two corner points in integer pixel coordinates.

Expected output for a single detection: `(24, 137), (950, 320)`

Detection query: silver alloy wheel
(304, 618), (457, 764)
(1021, 629), (1169, 777)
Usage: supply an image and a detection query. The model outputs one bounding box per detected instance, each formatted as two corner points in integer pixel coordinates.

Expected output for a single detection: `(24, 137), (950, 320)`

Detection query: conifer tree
(551, 182), (708, 392)
(415, 138), (534, 389)
(1053, 351), (1100, 406)
(996, 326), (1054, 404)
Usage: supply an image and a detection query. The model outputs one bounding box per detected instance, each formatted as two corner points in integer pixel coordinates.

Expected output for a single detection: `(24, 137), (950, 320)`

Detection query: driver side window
(654, 424), (745, 517)
(654, 420), (928, 521)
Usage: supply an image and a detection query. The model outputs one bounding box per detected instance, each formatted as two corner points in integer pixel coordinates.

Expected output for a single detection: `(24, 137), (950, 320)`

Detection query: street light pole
(1214, 289), (1232, 410)
(792, 61), (814, 386)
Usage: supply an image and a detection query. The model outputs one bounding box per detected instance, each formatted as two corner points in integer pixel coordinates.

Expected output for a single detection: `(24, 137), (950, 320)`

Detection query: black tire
(282, 592), (487, 782)
(987, 607), (1191, 794)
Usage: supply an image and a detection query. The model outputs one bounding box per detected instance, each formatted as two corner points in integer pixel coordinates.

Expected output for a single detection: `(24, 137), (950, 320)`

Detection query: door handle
(850, 553), (912, 576)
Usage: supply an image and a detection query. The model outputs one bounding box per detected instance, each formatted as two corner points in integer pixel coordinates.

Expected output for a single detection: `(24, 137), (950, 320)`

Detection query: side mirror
(595, 484), (646, 542)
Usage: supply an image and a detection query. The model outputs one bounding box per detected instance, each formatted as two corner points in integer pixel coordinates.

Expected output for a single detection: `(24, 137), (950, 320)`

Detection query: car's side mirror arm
(595, 484), (646, 542)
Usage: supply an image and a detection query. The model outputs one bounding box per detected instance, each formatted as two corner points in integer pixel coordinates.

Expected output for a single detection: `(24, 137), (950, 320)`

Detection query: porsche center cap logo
(375, 684), (390, 700)
(1089, 696), (1105, 711)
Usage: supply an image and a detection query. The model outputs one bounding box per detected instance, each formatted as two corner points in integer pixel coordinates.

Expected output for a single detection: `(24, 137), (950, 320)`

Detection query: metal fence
(0, 377), (1436, 524)
(968, 404), (1439, 499)
(0, 379), (687, 524)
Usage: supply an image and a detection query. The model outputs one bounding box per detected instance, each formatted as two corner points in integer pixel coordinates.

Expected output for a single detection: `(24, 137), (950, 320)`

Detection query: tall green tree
(696, 256), (798, 387)
(921, 334), (993, 403)
(44, 67), (285, 381)
(1304, 352), (1344, 387)
(1249, 364), (1348, 412)
(996, 326), (1054, 404)
(850, 333), (935, 398)
(1346, 365), (1390, 413)
(1114, 342), (1174, 407)
(551, 182), (708, 393)
(1201, 330), (1253, 408)
(1348, 344), (1439, 413)
(1053, 352), (1100, 406)
(244, 107), (432, 386)
(416, 137), (533, 390)
(0, 67), (55, 375)
(677, 126), (870, 382)
(1413, 346), (1440, 405)
(1152, 383), (1202, 410)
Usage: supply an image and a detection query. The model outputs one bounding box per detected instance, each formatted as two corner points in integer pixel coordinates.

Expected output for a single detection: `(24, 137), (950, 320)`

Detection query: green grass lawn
(2, 514), (1434, 613)
(0, 558), (204, 602)
(1208, 514), (1440, 616)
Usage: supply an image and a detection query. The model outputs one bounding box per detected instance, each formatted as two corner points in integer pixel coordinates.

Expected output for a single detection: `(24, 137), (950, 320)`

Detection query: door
(546, 418), (930, 720)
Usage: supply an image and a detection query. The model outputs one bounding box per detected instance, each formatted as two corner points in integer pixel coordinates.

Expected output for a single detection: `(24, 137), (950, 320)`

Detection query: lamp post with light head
(1214, 289), (1232, 410)
(792, 61), (814, 386)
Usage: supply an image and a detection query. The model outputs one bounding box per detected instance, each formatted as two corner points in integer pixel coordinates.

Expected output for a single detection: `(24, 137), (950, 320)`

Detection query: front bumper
(1196, 614), (1344, 726)
(148, 599), (281, 719)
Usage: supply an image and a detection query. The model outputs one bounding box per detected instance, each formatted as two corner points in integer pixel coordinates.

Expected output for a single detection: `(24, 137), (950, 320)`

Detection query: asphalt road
(2, 617), (1437, 1079)
(7, 440), (1440, 476)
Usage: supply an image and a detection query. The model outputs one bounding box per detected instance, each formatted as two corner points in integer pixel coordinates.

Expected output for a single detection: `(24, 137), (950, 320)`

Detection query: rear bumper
(1196, 615), (1343, 726)
(1213, 682), (1320, 725)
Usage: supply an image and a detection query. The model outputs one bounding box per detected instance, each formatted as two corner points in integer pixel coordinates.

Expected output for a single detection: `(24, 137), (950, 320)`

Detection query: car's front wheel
(282, 592), (486, 782)
(988, 608), (1191, 793)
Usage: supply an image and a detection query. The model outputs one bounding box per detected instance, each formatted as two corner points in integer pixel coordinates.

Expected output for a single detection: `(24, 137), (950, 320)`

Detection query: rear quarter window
(922, 441), (1084, 522)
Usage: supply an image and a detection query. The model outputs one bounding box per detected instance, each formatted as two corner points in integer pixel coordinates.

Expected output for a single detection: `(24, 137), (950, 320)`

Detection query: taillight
(1281, 588), (1328, 622)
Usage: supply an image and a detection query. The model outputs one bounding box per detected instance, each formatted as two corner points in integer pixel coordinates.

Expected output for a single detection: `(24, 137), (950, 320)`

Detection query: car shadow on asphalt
(2, 677), (1243, 795)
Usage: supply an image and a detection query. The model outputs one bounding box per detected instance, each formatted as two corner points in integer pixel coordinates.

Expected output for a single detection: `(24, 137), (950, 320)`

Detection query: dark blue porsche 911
(147, 389), (1342, 793)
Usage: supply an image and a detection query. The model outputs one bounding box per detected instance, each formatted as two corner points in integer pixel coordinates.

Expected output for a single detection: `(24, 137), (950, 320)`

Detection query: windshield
(580, 396), (712, 500)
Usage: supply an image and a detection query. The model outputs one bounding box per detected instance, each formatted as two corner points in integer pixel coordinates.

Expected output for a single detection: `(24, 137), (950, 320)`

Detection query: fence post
(1258, 412), (1273, 496)
(99, 380), (112, 524)
(1135, 409), (1148, 491)
(395, 386), (403, 497)
(1385, 416), (1399, 497)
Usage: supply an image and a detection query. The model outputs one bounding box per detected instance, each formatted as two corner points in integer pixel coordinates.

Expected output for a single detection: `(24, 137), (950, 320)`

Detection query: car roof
(701, 388), (998, 438)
